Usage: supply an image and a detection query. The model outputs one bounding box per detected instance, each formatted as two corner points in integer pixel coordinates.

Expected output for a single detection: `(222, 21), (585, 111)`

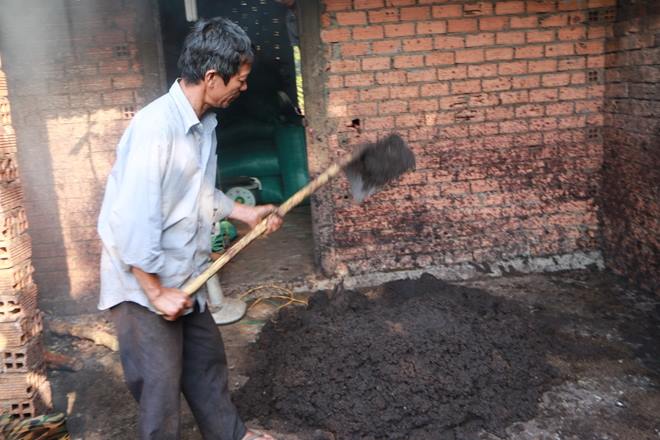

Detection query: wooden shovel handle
(182, 153), (357, 296)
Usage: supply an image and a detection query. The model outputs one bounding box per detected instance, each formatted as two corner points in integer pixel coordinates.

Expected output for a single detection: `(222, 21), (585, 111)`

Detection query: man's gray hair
(178, 17), (254, 85)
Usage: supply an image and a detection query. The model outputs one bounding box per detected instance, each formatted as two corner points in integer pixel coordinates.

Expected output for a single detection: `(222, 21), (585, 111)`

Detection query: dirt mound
(235, 274), (559, 439)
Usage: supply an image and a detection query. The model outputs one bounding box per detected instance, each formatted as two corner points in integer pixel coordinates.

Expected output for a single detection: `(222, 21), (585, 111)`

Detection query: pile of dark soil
(235, 274), (559, 439)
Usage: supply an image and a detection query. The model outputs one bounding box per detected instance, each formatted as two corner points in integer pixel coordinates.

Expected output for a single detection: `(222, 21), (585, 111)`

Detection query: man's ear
(204, 70), (217, 86)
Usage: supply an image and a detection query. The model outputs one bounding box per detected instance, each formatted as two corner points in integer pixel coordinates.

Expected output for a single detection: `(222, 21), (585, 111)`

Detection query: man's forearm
(130, 266), (163, 302)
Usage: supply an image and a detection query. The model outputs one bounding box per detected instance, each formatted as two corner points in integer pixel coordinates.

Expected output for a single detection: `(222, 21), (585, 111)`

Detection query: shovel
(181, 133), (416, 296)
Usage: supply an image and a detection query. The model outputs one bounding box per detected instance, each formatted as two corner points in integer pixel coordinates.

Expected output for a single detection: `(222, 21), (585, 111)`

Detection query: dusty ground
(44, 269), (659, 439)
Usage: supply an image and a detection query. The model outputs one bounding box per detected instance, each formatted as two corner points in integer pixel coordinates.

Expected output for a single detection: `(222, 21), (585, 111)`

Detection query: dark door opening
(156, 0), (315, 293)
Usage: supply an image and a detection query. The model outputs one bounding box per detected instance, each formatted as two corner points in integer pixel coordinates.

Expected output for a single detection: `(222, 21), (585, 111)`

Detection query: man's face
(206, 63), (251, 109)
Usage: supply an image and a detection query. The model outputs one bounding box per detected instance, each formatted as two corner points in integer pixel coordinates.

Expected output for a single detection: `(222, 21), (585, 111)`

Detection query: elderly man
(98, 17), (278, 440)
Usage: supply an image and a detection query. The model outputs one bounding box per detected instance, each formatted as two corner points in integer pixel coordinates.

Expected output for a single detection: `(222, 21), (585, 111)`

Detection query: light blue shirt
(97, 81), (235, 312)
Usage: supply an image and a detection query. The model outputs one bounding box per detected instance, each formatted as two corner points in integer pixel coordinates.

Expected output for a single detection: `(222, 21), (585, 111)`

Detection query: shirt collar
(169, 80), (218, 134)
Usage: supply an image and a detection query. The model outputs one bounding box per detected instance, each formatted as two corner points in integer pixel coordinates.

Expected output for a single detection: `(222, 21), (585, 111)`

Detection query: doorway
(156, 0), (316, 294)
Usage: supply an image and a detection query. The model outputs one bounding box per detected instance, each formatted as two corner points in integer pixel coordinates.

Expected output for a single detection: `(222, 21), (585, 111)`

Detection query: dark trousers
(111, 301), (246, 440)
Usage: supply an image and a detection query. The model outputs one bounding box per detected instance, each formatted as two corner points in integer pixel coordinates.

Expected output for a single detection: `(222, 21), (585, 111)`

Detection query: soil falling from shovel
(235, 274), (560, 439)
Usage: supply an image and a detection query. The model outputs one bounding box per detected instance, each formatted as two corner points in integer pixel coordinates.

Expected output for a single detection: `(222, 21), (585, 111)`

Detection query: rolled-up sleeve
(213, 189), (235, 222)
(107, 125), (167, 274)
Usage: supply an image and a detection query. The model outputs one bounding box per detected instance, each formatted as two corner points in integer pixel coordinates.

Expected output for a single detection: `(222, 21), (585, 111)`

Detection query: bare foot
(242, 430), (275, 440)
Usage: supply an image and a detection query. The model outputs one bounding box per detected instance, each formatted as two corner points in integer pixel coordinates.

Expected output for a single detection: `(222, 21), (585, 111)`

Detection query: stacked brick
(0, 0), (164, 314)
(0, 56), (52, 419)
(315, 0), (613, 275)
(601, 0), (659, 292)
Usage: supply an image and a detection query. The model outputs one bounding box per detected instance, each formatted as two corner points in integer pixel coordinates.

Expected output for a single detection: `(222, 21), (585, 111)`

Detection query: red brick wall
(601, 0), (659, 292)
(0, 0), (165, 314)
(314, 0), (610, 276)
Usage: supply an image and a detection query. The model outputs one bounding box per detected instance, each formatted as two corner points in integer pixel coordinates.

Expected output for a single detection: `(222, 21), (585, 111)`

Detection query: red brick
(348, 102), (378, 115)
(485, 47), (514, 61)
(341, 42), (371, 57)
(420, 82), (450, 96)
(546, 102), (574, 115)
(529, 117), (557, 131)
(586, 55), (604, 68)
(395, 113), (425, 128)
(363, 116), (394, 130)
(434, 36), (465, 49)
(330, 59), (360, 73)
(570, 72), (586, 84)
(416, 21), (447, 34)
(559, 86), (587, 100)
(337, 11), (367, 26)
(354, 0), (385, 9)
(515, 104), (544, 117)
(496, 31), (525, 45)
(375, 70), (407, 84)
(527, 29), (555, 43)
(486, 106), (515, 120)
(515, 45), (544, 59)
(384, 23), (416, 37)
(542, 73), (570, 87)
(468, 64), (498, 78)
(432, 4), (463, 18)
(463, 2), (495, 16)
(466, 33), (496, 47)
(362, 57), (391, 70)
(545, 42), (575, 57)
(528, 0), (556, 12)
(425, 51), (455, 66)
(587, 0), (616, 6)
(328, 89), (359, 105)
(390, 85), (420, 98)
(409, 99), (439, 112)
(557, 0), (581, 10)
(437, 65), (467, 80)
(379, 100), (409, 114)
(498, 61), (527, 75)
(403, 38), (434, 52)
(407, 68), (437, 82)
(558, 26), (586, 41)
(479, 17), (509, 31)
(575, 40), (604, 55)
(327, 75), (344, 88)
(574, 100), (599, 113)
(344, 73), (374, 87)
(495, 1), (525, 14)
(510, 16), (538, 29)
(321, 28), (351, 43)
(500, 120), (529, 133)
(529, 59), (558, 73)
(456, 49), (485, 64)
(470, 122), (500, 136)
(401, 6), (431, 20)
(469, 93), (500, 107)
(325, 0), (352, 11)
(452, 79), (482, 94)
(512, 75), (540, 88)
(360, 86), (390, 101)
(529, 88), (558, 102)
(500, 90), (529, 104)
(557, 57), (586, 70)
(353, 25), (384, 40)
(372, 40), (401, 53)
(482, 76), (512, 91)
(368, 9), (399, 23)
(393, 54), (424, 69)
(448, 18), (479, 33)
(540, 14), (568, 27)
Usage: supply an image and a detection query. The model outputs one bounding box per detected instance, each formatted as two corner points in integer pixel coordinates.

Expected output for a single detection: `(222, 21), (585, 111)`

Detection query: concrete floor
(43, 268), (659, 439)
(218, 205), (318, 297)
